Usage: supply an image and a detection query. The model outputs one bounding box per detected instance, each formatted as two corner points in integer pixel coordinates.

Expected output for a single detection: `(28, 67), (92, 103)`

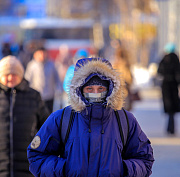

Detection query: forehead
(84, 85), (107, 88)
(1, 74), (20, 78)
(35, 50), (43, 53)
(34, 49), (46, 54)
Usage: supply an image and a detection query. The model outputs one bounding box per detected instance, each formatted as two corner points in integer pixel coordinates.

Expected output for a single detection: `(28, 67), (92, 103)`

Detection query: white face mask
(83, 91), (107, 103)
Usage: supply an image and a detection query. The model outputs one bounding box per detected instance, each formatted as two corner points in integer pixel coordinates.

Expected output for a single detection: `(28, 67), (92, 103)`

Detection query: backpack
(59, 106), (129, 155)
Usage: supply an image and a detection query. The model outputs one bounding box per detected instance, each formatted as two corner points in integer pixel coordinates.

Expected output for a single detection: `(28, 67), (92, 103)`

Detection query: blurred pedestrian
(63, 48), (89, 93)
(25, 47), (62, 113)
(1, 42), (12, 57)
(157, 43), (180, 135)
(55, 44), (72, 83)
(10, 41), (20, 57)
(27, 57), (154, 177)
(102, 39), (121, 62)
(0, 55), (49, 177)
(112, 45), (133, 111)
(62, 48), (89, 108)
(18, 41), (37, 70)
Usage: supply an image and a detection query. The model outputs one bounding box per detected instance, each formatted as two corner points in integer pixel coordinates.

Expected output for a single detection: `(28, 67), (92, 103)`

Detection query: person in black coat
(0, 55), (50, 177)
(1, 42), (12, 57)
(157, 43), (180, 135)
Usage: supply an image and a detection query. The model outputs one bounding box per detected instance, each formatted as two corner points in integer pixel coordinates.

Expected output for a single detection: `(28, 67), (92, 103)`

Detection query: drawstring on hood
(101, 107), (105, 134)
(88, 104), (92, 133)
(85, 103), (107, 134)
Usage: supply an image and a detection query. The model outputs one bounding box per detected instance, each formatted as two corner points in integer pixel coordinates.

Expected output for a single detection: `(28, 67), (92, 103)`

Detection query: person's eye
(99, 87), (106, 91)
(87, 87), (92, 91)
(99, 87), (104, 91)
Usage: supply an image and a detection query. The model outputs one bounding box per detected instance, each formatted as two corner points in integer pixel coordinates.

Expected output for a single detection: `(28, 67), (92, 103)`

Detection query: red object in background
(48, 49), (59, 60)
(48, 48), (95, 61)
(44, 39), (95, 61)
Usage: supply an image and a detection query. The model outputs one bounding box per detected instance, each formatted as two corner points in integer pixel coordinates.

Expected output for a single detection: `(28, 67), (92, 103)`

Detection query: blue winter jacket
(27, 58), (154, 177)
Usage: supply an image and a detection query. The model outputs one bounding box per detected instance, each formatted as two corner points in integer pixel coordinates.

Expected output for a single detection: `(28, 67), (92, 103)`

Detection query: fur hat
(0, 55), (24, 79)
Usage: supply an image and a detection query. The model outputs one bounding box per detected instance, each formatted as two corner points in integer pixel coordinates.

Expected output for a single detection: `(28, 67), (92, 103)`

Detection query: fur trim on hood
(69, 58), (125, 112)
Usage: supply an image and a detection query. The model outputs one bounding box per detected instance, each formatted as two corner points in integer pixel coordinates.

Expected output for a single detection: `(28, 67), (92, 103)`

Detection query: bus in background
(19, 18), (96, 60)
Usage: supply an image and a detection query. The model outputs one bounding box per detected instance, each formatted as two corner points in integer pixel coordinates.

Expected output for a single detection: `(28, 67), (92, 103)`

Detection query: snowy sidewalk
(131, 86), (180, 177)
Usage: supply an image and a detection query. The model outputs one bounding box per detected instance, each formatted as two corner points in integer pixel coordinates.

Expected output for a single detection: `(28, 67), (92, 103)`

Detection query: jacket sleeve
(27, 110), (66, 177)
(122, 111), (154, 177)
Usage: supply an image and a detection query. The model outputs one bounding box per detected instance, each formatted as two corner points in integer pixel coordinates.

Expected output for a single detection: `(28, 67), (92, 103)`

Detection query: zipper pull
(12, 89), (16, 94)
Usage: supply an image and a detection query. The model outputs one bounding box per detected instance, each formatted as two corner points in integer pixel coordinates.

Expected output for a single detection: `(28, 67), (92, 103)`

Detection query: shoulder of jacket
(123, 110), (137, 122)
(123, 110), (141, 132)
(23, 85), (39, 96)
(51, 109), (66, 120)
(117, 109), (137, 126)
(28, 59), (36, 65)
(41, 109), (65, 130)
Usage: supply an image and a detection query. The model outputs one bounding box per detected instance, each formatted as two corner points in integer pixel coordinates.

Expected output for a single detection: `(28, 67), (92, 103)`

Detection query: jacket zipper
(10, 88), (16, 177)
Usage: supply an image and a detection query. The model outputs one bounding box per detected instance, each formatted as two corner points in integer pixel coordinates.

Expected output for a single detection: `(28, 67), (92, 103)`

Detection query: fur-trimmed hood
(69, 58), (125, 112)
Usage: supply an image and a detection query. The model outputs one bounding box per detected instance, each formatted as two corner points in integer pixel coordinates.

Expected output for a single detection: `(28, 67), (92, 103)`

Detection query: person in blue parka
(27, 57), (154, 177)
(63, 48), (89, 93)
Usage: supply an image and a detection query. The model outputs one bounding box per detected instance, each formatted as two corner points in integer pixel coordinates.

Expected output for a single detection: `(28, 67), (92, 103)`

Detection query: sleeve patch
(31, 136), (41, 149)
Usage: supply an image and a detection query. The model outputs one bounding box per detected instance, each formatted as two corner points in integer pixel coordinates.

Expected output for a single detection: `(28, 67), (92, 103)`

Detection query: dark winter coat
(27, 58), (154, 176)
(0, 79), (49, 177)
(158, 52), (180, 113)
